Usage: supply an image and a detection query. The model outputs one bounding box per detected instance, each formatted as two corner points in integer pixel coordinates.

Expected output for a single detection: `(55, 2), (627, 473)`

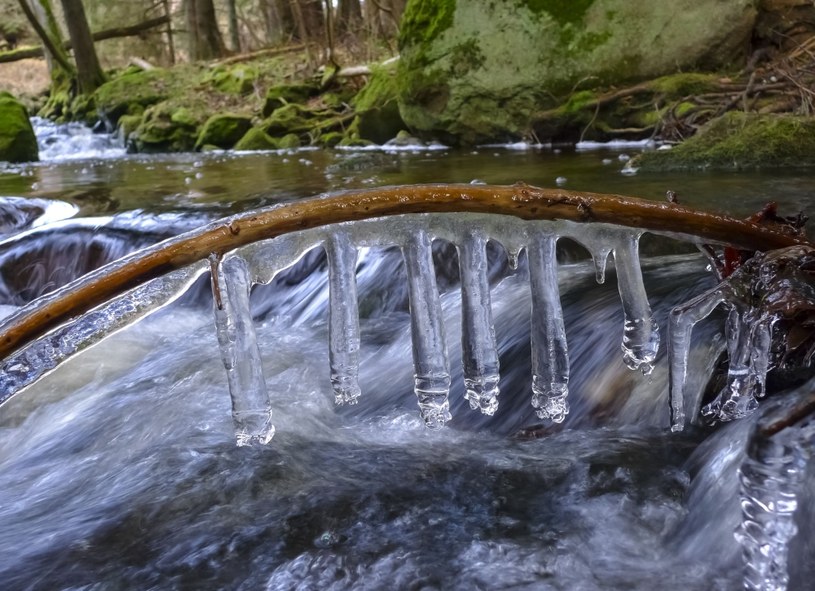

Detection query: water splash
(737, 417), (813, 591)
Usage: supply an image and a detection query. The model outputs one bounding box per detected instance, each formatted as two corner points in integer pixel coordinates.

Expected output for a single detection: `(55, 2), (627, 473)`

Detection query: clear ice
(403, 228), (452, 429)
(669, 246), (813, 430)
(528, 232), (569, 422)
(612, 233), (660, 375)
(0, 263), (207, 406)
(325, 232), (362, 405)
(212, 255), (275, 446)
(457, 231), (500, 415)
(737, 417), (813, 591)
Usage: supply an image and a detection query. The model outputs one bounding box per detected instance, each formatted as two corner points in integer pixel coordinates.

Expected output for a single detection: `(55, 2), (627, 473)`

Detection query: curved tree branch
(0, 183), (811, 360)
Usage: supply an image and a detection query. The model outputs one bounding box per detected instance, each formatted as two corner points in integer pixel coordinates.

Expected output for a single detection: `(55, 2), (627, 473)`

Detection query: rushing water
(0, 123), (814, 590)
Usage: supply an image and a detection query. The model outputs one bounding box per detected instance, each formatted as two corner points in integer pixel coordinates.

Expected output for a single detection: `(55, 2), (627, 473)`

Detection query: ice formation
(211, 255), (275, 446)
(737, 410), (814, 591)
(669, 245), (815, 431)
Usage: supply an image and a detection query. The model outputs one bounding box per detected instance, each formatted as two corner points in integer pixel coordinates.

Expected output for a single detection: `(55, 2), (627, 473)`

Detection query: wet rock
(351, 66), (405, 144)
(0, 92), (38, 163)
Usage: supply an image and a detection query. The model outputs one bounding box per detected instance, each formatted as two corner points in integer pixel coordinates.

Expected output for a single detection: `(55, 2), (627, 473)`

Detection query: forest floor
(0, 59), (49, 99)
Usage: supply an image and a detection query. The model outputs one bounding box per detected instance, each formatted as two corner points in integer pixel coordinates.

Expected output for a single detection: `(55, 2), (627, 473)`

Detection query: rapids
(0, 121), (813, 590)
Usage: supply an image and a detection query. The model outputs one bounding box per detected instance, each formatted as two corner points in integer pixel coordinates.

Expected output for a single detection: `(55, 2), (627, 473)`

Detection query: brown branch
(0, 15), (169, 64)
(0, 184), (812, 362)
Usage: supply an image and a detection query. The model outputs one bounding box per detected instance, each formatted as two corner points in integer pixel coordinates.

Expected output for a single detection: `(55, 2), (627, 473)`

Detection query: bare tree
(185, 0), (225, 60)
(59, 0), (105, 93)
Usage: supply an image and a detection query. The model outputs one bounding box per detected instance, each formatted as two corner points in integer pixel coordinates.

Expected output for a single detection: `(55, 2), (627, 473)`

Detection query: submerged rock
(0, 92), (38, 163)
(397, 0), (756, 144)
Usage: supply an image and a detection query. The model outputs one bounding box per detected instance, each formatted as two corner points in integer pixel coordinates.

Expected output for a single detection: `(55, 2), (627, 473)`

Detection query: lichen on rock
(397, 0), (757, 144)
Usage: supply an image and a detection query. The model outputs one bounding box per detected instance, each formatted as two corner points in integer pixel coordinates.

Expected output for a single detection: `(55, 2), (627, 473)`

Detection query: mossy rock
(277, 133), (302, 149)
(317, 131), (344, 148)
(647, 73), (720, 99)
(264, 103), (314, 135)
(0, 93), (38, 163)
(262, 83), (320, 117)
(234, 127), (280, 151)
(398, 0), (756, 144)
(195, 113), (252, 150)
(116, 114), (143, 142)
(130, 103), (201, 153)
(633, 112), (815, 171)
(93, 68), (175, 129)
(352, 66), (406, 144)
(206, 65), (258, 95)
(338, 136), (375, 148)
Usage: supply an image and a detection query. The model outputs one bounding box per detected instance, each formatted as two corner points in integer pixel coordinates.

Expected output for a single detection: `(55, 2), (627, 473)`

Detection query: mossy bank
(0, 91), (38, 163)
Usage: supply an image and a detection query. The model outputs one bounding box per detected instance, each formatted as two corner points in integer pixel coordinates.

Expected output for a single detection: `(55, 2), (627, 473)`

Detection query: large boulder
(0, 92), (38, 163)
(397, 0), (757, 144)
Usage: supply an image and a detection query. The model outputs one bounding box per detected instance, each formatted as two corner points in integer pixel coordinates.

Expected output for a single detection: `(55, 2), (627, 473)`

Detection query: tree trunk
(59, 0), (105, 94)
(16, 0), (74, 76)
(0, 15), (171, 64)
(185, 0), (225, 61)
(226, 0), (240, 52)
(337, 0), (361, 35)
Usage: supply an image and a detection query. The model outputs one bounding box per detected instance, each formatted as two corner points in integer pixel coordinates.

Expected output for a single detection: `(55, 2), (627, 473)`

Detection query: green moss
(524, 0), (595, 24)
(264, 103), (314, 135)
(0, 94), (38, 163)
(262, 83), (319, 117)
(132, 103), (200, 153)
(352, 66), (407, 144)
(675, 101), (696, 117)
(399, 0), (456, 49)
(234, 127), (280, 151)
(635, 113), (815, 171)
(195, 113), (252, 150)
(206, 65), (258, 95)
(277, 133), (301, 149)
(93, 68), (175, 126)
(116, 114), (142, 142)
(317, 131), (344, 148)
(560, 90), (596, 114)
(649, 73), (719, 99)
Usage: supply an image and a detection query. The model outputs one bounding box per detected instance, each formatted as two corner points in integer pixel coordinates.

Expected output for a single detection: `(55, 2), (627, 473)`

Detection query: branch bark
(0, 184), (812, 361)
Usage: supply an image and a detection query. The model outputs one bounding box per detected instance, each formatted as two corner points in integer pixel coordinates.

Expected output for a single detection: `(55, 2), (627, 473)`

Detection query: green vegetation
(399, 0), (456, 49)
(634, 113), (815, 171)
(0, 91), (38, 162)
(195, 114), (252, 150)
(234, 127), (279, 151)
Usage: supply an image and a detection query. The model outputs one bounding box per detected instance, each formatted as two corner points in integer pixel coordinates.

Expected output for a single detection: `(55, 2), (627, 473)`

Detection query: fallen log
(0, 15), (170, 64)
(0, 184), (811, 361)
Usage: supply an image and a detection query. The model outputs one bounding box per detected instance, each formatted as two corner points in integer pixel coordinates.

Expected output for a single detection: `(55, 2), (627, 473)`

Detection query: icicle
(403, 229), (451, 429)
(737, 422), (812, 591)
(325, 232), (361, 405)
(211, 255), (274, 446)
(613, 233), (660, 375)
(528, 232), (570, 423)
(592, 246), (612, 284)
(457, 231), (500, 415)
(702, 308), (773, 423)
(668, 285), (729, 431)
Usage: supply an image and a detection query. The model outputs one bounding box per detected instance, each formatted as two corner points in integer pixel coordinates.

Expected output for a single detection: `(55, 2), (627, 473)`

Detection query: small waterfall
(32, 117), (126, 161)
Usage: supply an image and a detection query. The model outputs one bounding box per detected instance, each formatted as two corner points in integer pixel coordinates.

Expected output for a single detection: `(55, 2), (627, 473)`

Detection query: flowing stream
(0, 123), (814, 590)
